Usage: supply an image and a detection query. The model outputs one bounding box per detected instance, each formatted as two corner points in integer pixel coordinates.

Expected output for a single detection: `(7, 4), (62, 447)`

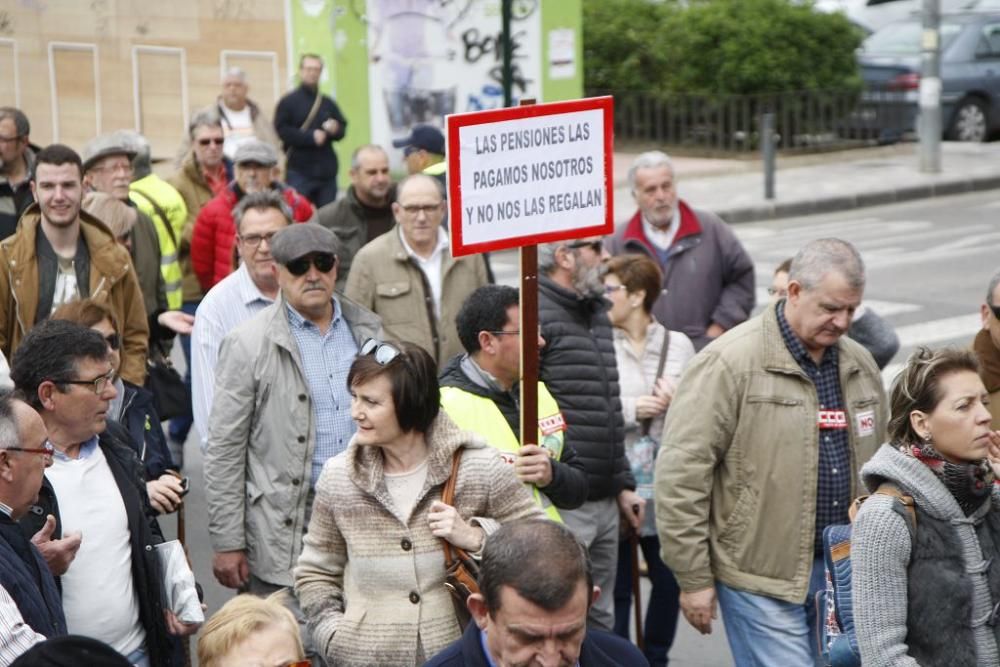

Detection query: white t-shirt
(220, 103), (255, 160)
(46, 445), (146, 656)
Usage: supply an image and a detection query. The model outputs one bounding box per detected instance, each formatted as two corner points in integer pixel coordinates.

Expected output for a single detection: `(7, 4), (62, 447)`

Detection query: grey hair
(397, 172), (444, 201)
(113, 130), (152, 178)
(222, 67), (247, 83)
(788, 238), (865, 291)
(0, 107), (29, 138)
(537, 242), (561, 275)
(351, 144), (388, 170)
(232, 190), (292, 234)
(188, 109), (223, 139)
(986, 269), (1000, 306)
(627, 150), (674, 193)
(0, 394), (18, 451)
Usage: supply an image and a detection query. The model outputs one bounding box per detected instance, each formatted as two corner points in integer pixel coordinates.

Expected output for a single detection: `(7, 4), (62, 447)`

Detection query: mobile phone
(179, 476), (190, 497)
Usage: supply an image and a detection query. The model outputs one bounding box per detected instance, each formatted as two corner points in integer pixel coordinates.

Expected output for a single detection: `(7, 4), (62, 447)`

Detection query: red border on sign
(445, 96), (614, 257)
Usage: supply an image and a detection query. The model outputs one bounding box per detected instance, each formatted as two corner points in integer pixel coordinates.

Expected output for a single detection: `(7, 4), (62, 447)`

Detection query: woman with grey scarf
(853, 347), (1000, 666)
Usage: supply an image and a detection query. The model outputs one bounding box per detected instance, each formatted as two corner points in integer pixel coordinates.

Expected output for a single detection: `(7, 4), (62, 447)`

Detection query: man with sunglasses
(0, 107), (36, 241)
(204, 224), (380, 659)
(0, 394), (67, 641)
(975, 268), (1000, 429)
(11, 319), (200, 666)
(345, 173), (488, 369)
(608, 150), (755, 351)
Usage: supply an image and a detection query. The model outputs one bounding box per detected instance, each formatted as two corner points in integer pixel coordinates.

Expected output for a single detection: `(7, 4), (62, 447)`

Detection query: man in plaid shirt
(655, 238), (888, 666)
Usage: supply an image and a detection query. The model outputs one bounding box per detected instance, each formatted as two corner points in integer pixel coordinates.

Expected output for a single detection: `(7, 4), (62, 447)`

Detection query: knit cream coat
(294, 411), (545, 666)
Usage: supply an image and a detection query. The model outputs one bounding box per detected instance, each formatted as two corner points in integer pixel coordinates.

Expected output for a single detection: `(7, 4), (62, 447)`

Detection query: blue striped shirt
(285, 298), (358, 487)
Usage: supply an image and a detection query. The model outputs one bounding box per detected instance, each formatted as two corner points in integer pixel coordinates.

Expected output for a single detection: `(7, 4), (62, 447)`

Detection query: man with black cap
(204, 223), (380, 656)
(393, 123), (447, 189)
(190, 139), (314, 292)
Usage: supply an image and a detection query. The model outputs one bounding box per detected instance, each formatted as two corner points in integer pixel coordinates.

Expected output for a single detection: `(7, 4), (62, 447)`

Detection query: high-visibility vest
(130, 177), (186, 310)
(440, 381), (566, 522)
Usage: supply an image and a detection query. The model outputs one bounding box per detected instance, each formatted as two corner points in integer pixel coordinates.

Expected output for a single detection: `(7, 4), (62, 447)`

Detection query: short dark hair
(888, 346), (982, 447)
(347, 342), (439, 434)
(33, 144), (84, 180)
(456, 285), (519, 354)
(774, 257), (793, 275)
(603, 253), (663, 313)
(232, 190), (293, 234)
(299, 53), (323, 68)
(0, 107), (29, 137)
(480, 521), (592, 615)
(11, 319), (110, 411)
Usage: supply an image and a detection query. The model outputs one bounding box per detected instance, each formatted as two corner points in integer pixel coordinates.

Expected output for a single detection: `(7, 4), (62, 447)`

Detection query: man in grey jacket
(607, 151), (755, 350)
(204, 223), (381, 601)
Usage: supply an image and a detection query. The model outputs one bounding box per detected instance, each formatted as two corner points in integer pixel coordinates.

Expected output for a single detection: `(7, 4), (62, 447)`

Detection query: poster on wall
(364, 0), (542, 168)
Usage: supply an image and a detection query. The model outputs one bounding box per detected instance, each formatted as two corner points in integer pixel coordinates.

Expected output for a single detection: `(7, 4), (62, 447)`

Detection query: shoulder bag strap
(440, 449), (463, 567)
(300, 89), (324, 131)
(640, 329), (671, 437)
(130, 188), (178, 248)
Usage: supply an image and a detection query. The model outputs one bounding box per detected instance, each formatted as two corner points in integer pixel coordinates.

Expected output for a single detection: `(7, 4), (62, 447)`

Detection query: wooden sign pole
(518, 98), (538, 447)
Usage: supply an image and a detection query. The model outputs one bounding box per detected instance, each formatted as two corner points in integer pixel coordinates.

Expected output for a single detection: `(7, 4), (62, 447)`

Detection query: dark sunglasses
(360, 338), (402, 365)
(285, 253), (336, 276)
(104, 332), (121, 350)
(198, 137), (224, 146)
(990, 303), (1000, 320)
(566, 239), (602, 253)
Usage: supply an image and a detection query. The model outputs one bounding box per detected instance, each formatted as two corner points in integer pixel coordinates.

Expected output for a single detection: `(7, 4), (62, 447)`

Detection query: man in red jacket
(190, 140), (314, 292)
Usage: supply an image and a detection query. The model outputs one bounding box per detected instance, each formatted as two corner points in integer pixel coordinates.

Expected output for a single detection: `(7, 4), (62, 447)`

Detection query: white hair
(627, 151), (675, 193)
(789, 238), (865, 291)
(222, 67), (247, 84)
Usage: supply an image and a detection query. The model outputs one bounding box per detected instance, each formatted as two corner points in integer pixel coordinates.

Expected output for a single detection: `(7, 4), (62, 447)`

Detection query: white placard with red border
(446, 96), (614, 257)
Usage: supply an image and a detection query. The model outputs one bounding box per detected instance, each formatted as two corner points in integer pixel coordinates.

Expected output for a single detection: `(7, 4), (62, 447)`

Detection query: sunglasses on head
(285, 253), (336, 276)
(360, 338), (402, 365)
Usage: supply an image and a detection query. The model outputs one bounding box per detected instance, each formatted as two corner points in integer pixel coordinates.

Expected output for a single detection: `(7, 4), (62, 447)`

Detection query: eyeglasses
(4, 441), (55, 458)
(767, 287), (788, 298)
(90, 162), (133, 175)
(360, 338), (402, 365)
(566, 239), (602, 253)
(239, 231), (278, 248)
(197, 138), (224, 146)
(488, 329), (520, 336)
(399, 203), (442, 216)
(403, 145), (421, 157)
(104, 332), (121, 351)
(55, 369), (117, 395)
(285, 253), (336, 276)
(603, 284), (627, 295)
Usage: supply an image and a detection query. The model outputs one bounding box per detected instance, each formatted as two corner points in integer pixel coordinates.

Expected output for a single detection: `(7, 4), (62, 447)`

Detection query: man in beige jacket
(973, 268), (1000, 429)
(656, 238), (887, 666)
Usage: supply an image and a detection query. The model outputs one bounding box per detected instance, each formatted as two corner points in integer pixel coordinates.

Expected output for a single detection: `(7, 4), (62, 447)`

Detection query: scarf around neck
(902, 442), (995, 515)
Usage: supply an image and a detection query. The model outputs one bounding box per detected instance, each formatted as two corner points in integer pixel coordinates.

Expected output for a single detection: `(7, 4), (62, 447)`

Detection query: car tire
(947, 98), (989, 142)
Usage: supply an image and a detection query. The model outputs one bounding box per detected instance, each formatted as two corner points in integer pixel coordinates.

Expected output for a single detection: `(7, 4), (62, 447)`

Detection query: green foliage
(583, 0), (863, 95)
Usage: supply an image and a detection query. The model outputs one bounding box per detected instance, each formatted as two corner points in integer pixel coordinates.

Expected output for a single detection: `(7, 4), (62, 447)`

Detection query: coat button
(298, 435), (305, 443)
(284, 518), (293, 526)
(401, 538), (412, 551)
(292, 478), (301, 486)
(298, 394), (307, 401)
(409, 591), (420, 604)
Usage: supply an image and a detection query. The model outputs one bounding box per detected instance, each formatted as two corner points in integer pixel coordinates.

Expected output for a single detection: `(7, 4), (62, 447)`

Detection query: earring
(922, 432), (933, 444)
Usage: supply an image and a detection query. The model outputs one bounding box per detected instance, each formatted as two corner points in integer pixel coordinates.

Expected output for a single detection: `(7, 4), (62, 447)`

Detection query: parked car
(856, 11), (1000, 142)
(815, 0), (979, 34)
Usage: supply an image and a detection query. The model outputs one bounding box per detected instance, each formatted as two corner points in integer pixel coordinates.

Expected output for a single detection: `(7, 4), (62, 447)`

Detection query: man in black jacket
(440, 284), (589, 519)
(273, 54), (348, 207)
(424, 520), (649, 667)
(0, 394), (66, 640)
(11, 320), (200, 667)
(537, 237), (644, 632)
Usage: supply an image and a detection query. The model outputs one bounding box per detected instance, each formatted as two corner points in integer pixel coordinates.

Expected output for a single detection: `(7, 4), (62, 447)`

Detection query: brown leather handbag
(440, 448), (481, 629)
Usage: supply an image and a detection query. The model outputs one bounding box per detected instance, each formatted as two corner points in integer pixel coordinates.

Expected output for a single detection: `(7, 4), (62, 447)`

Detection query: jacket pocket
(746, 395), (803, 407)
(717, 485), (759, 558)
(373, 281), (418, 327)
(375, 281), (411, 299)
(329, 608), (368, 658)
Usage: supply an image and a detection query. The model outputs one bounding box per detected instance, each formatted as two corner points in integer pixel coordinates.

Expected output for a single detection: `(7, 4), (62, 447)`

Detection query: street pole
(762, 112), (775, 200)
(501, 0), (514, 107)
(919, 0), (941, 173)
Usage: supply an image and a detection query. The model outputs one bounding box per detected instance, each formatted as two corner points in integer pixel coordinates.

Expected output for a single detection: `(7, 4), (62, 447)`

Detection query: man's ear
(467, 593), (490, 630)
(477, 330), (495, 355)
(786, 279), (803, 304)
(37, 382), (56, 412)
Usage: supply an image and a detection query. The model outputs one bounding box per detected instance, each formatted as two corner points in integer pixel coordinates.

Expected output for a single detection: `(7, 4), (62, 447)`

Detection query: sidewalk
(611, 141), (1000, 223)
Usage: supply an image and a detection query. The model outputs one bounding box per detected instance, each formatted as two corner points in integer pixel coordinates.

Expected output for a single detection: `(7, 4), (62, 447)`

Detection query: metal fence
(591, 85), (917, 154)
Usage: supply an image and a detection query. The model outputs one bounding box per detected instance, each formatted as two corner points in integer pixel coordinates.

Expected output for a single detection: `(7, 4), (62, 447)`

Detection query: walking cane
(630, 503), (644, 652)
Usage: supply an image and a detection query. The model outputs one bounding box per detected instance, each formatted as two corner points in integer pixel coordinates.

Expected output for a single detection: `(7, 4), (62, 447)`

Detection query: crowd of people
(1, 50), (999, 667)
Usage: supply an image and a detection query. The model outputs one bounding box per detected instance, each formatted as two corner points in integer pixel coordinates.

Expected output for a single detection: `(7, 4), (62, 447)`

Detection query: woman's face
(90, 317), (121, 374)
(913, 370), (993, 464)
(602, 273), (636, 327)
(350, 373), (404, 448)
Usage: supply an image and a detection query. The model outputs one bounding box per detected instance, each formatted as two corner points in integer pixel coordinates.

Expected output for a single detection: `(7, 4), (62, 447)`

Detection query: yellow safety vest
(130, 178), (185, 310)
(440, 382), (566, 522)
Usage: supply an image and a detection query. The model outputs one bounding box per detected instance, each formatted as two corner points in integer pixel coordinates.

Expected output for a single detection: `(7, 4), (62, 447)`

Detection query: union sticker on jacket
(856, 410), (876, 438)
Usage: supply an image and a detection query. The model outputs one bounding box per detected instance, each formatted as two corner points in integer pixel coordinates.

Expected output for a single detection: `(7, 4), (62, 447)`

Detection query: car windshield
(862, 20), (963, 54)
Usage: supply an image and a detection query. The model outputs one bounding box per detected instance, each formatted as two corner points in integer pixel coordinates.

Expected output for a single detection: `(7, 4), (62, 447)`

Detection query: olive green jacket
(655, 301), (888, 604)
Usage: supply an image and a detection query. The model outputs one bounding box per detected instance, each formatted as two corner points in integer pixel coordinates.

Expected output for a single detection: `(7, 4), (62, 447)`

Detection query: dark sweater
(538, 276), (634, 501)
(273, 85), (347, 180)
(0, 513), (66, 638)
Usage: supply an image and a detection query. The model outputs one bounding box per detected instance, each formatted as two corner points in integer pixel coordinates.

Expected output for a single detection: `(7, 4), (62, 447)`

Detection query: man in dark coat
(424, 521), (649, 667)
(608, 150), (755, 350)
(11, 319), (200, 667)
(536, 238), (643, 632)
(0, 394), (66, 640)
(273, 54), (348, 207)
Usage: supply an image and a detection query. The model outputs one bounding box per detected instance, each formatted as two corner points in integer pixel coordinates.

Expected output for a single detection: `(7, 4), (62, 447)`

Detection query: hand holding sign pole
(446, 96), (614, 447)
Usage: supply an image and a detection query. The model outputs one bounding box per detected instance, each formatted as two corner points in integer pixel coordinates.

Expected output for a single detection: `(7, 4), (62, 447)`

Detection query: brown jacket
(0, 205), (149, 384)
(974, 329), (1000, 429)
(344, 226), (489, 368)
(167, 155), (216, 302)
